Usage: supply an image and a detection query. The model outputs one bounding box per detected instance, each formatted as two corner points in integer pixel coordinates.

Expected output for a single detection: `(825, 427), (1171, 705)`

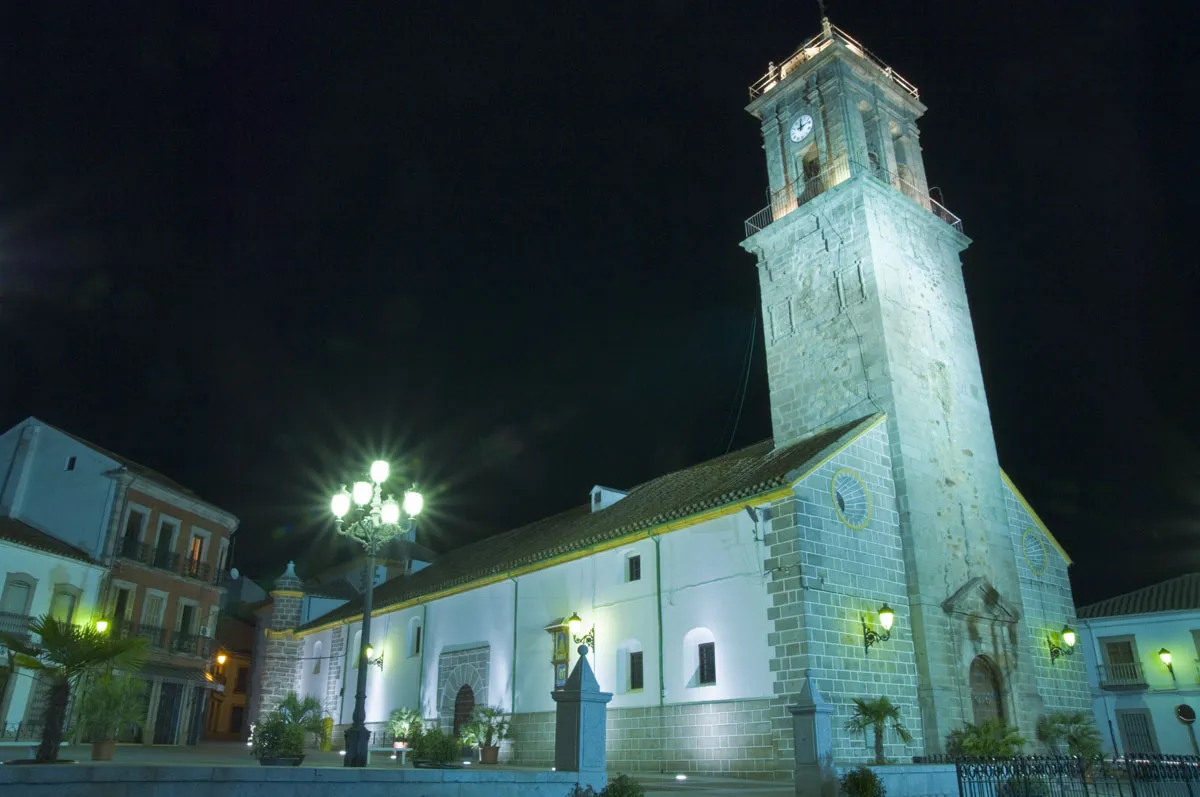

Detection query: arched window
(313, 640), (323, 675)
(452, 685), (475, 738)
(682, 627), (717, 688)
(615, 639), (645, 693)
(352, 630), (362, 669)
(970, 656), (1004, 725)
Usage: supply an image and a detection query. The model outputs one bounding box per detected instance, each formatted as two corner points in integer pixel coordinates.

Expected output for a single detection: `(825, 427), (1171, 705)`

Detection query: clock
(789, 113), (814, 143)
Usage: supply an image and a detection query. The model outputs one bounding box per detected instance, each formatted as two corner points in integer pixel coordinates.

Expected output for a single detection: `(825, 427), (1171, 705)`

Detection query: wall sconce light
(1047, 624), (1077, 664)
(216, 653), (228, 666)
(567, 611), (595, 653)
(94, 619), (109, 634)
(1159, 648), (1175, 680)
(862, 604), (894, 655)
(365, 645), (385, 671)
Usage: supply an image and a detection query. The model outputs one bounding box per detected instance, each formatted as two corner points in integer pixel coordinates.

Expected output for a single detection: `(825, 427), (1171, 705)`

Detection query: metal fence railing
(116, 538), (222, 585)
(1098, 662), (1148, 690)
(954, 754), (1200, 797)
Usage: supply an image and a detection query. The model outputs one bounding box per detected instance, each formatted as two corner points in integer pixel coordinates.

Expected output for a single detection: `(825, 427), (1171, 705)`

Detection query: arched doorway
(969, 656), (1004, 725)
(452, 684), (475, 738)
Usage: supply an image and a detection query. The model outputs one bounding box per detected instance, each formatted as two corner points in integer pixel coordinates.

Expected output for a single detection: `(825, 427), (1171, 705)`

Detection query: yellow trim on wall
(264, 629), (297, 639)
(297, 414), (891, 638)
(1001, 470), (1073, 565)
(270, 590), (304, 598)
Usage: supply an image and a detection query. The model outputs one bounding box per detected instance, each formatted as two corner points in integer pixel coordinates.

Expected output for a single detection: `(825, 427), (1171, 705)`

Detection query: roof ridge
(1078, 572), (1200, 618)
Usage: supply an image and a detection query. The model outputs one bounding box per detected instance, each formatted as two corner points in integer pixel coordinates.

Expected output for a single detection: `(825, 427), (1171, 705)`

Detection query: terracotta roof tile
(0, 517), (97, 564)
(1078, 573), (1200, 619)
(298, 415), (879, 631)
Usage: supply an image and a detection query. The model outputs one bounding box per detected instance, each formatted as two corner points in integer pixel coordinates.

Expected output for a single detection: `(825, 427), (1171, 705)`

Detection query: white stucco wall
(0, 538), (107, 725)
(1079, 611), (1200, 756)
(0, 421), (117, 561)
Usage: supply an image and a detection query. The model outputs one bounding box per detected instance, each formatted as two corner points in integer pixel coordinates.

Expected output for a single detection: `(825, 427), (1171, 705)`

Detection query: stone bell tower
(741, 19), (1042, 750)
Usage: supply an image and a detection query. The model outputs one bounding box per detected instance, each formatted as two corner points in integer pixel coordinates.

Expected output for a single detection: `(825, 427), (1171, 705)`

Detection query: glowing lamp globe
(366, 646), (375, 659)
(878, 604), (895, 632)
(381, 498), (401, 525)
(331, 488), (352, 519)
(403, 489), (424, 517)
(352, 481), (373, 506)
(1061, 625), (1077, 648)
(95, 619), (108, 633)
(370, 460), (390, 484)
(567, 612), (582, 637)
(1159, 648), (1173, 666)
(217, 653), (228, 666)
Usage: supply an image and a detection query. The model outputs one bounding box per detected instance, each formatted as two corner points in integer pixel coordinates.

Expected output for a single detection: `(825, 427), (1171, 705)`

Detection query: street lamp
(330, 459), (423, 767)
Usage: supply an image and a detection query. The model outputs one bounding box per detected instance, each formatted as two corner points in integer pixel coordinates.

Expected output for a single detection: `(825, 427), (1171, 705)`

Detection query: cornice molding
(129, 476), (239, 531)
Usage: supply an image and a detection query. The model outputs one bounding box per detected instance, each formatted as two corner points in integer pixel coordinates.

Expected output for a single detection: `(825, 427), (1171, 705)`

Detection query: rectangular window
(49, 589), (77, 624)
(1117, 709), (1159, 754)
(234, 667), (248, 694)
(122, 510), (147, 555)
(154, 521), (178, 568)
(143, 594), (166, 627)
(414, 626), (422, 656)
(627, 555), (642, 582)
(630, 651), (644, 691)
(1, 577), (34, 618)
(698, 642), (716, 685)
(188, 536), (204, 564)
(65, 456), (76, 471)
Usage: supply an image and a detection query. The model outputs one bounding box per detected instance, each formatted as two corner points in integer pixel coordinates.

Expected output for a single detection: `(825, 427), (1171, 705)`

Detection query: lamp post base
(343, 725), (371, 767)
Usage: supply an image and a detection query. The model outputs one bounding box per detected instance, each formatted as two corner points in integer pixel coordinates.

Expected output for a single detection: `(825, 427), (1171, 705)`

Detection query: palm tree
(275, 692), (326, 746)
(0, 616), (147, 762)
(844, 696), (914, 765)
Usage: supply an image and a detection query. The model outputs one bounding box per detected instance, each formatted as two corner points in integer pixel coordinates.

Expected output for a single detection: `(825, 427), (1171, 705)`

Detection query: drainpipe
(509, 576), (519, 714)
(652, 532), (666, 774)
(416, 603), (428, 718)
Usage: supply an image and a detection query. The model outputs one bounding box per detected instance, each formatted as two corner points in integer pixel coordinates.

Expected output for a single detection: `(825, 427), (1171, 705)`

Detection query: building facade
(207, 615), (256, 741)
(1077, 574), (1200, 757)
(251, 19), (1092, 777)
(0, 418), (239, 745)
(0, 519), (108, 739)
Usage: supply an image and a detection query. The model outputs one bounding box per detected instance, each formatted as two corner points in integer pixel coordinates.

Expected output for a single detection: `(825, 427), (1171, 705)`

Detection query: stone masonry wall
(508, 699), (778, 778)
(252, 575), (305, 724)
(1004, 482), (1091, 719)
(763, 421), (922, 765)
(323, 625), (346, 720)
(437, 646), (490, 733)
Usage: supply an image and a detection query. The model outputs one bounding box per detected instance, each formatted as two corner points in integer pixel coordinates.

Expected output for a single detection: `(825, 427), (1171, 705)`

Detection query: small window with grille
(698, 642), (716, 686)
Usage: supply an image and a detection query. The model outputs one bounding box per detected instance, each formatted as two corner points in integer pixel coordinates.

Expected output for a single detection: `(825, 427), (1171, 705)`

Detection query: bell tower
(741, 20), (1042, 750)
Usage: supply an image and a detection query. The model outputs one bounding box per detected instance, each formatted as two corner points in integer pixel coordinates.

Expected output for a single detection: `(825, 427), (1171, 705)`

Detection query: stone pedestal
(551, 645), (612, 791)
(790, 671), (837, 797)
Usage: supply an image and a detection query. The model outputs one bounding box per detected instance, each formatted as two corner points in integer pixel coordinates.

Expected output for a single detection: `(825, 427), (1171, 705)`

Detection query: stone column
(790, 671), (836, 797)
(551, 646), (612, 792)
(251, 561), (305, 723)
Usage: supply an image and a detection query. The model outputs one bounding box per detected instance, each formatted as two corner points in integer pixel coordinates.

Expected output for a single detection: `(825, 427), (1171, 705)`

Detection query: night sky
(0, 2), (1193, 607)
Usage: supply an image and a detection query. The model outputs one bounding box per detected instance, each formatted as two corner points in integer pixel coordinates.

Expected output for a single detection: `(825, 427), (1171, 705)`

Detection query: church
(250, 19), (1091, 777)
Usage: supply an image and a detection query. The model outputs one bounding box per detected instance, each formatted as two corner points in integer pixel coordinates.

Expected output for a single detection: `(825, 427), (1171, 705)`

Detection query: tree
(844, 696), (914, 765)
(275, 692), (326, 746)
(946, 719), (1027, 758)
(1036, 712), (1102, 758)
(0, 616), (146, 762)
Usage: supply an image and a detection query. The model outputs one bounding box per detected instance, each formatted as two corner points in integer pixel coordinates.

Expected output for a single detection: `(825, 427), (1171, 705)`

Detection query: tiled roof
(299, 414), (880, 631)
(1077, 573), (1200, 619)
(0, 517), (97, 564)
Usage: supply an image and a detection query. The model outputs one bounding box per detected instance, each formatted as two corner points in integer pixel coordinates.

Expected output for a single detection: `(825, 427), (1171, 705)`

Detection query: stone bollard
(790, 670), (837, 797)
(551, 645), (612, 792)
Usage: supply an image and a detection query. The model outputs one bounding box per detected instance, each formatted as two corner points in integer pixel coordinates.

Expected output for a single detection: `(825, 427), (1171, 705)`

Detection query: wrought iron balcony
(0, 611), (32, 641)
(117, 538), (222, 584)
(743, 157), (963, 238)
(181, 557), (213, 583)
(1098, 661), (1149, 691)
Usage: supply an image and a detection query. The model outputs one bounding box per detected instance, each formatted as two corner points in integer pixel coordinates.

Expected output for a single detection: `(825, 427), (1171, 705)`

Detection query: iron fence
(115, 538), (222, 584)
(1098, 662), (1149, 690)
(955, 755), (1200, 797)
(0, 611), (32, 639)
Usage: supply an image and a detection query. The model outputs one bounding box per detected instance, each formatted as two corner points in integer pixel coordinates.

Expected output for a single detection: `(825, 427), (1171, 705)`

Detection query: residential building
(1077, 574), (1200, 757)
(0, 518), (108, 740)
(0, 418), (239, 744)
(206, 615), (255, 740)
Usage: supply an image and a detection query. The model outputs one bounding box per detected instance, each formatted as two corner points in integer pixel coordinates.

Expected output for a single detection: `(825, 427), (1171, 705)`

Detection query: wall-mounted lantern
(216, 652), (228, 666)
(568, 611), (595, 653)
(365, 645), (385, 671)
(1047, 624), (1077, 664)
(862, 604), (894, 655)
(94, 619), (109, 634)
(1159, 648), (1176, 680)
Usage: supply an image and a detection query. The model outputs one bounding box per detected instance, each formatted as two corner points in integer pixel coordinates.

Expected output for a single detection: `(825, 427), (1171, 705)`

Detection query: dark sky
(0, 2), (1194, 607)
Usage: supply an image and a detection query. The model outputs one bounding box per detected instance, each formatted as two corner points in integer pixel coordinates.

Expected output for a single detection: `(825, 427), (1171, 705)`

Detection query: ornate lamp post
(330, 460), (423, 767)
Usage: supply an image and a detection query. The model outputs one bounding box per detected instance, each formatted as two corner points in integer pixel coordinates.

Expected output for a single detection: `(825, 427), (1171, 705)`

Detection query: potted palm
(76, 672), (149, 760)
(462, 706), (510, 764)
(0, 616), (146, 763)
(275, 692), (326, 749)
(250, 710), (306, 766)
(387, 707), (422, 750)
(844, 696), (913, 765)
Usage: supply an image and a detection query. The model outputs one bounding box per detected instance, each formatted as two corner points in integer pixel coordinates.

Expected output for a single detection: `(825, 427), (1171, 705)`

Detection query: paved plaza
(0, 741), (795, 796)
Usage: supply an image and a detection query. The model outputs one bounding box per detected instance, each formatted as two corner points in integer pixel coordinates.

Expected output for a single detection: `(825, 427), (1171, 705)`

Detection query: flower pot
(480, 745), (500, 764)
(259, 756), (305, 766)
(91, 740), (116, 761)
(393, 741), (408, 750)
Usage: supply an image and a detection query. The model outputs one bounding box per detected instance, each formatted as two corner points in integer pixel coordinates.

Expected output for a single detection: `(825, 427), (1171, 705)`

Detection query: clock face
(789, 114), (814, 143)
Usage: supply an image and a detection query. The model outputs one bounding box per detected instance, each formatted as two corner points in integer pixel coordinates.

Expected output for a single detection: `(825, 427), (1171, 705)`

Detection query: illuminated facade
(252, 19), (1090, 777)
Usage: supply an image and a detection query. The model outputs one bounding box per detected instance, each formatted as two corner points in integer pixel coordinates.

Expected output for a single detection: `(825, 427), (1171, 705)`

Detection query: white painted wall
(304, 499), (775, 728)
(0, 420), (118, 561)
(0, 538), (108, 726)
(1079, 611), (1200, 756)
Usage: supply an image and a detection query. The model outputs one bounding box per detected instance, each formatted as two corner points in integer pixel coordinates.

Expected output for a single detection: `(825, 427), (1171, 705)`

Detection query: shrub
(250, 711), (305, 759)
(460, 706), (511, 748)
(387, 707), (423, 743)
(1035, 712), (1102, 759)
(840, 766), (886, 797)
(602, 774), (645, 797)
(411, 726), (460, 765)
(999, 775), (1050, 797)
(945, 719), (1026, 758)
(564, 787), (597, 797)
(76, 673), (149, 742)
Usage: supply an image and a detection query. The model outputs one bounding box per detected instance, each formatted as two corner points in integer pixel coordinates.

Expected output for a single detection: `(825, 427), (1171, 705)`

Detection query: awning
(132, 664), (225, 692)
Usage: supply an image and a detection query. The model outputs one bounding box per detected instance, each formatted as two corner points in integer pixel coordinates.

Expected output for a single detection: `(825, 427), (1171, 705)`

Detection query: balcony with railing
(1098, 661), (1149, 691)
(743, 157), (963, 238)
(110, 619), (214, 659)
(116, 537), (222, 585)
(0, 612), (32, 642)
(749, 20), (920, 102)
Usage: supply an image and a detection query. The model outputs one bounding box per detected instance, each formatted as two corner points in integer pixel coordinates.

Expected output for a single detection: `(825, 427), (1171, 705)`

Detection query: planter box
(259, 756), (306, 767)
